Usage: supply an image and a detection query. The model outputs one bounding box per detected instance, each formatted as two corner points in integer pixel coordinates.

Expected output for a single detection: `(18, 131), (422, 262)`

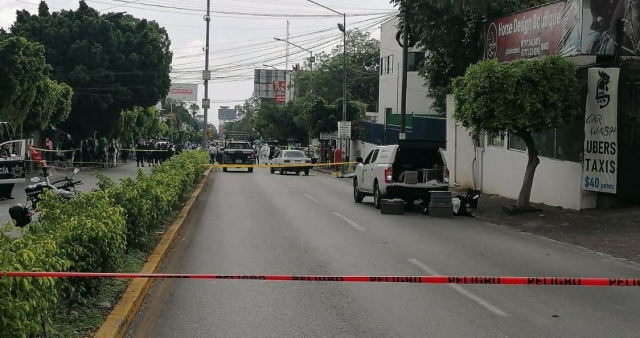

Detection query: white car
(270, 150), (313, 176)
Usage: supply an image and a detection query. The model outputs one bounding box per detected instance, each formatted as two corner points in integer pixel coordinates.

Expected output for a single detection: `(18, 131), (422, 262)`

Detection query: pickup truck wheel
(304, 169), (309, 176)
(353, 180), (364, 203)
(248, 167), (253, 173)
(373, 182), (381, 209)
(223, 167), (228, 172)
(270, 168), (275, 174)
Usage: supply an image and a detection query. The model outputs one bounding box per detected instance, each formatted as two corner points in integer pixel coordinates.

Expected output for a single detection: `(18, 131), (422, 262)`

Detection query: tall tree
(293, 29), (379, 111)
(453, 56), (579, 208)
(223, 96), (259, 133)
(390, 0), (553, 113)
(10, 0), (172, 137)
(0, 36), (72, 130)
(188, 103), (200, 117)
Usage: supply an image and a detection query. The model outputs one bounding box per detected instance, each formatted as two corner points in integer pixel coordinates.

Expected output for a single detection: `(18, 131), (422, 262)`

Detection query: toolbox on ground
(428, 202), (453, 218)
(381, 199), (405, 215)
(430, 191), (452, 204)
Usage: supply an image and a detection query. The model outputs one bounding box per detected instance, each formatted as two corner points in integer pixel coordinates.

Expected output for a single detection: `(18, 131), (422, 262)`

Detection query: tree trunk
(517, 132), (540, 208)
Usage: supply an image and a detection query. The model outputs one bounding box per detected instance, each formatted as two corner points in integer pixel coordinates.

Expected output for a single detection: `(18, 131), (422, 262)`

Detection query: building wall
(445, 94), (592, 210)
(378, 17), (435, 124)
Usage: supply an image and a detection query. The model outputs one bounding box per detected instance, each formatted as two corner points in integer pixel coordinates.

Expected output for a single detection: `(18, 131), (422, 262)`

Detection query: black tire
(248, 167), (253, 173)
(373, 182), (381, 209)
(270, 168), (275, 174)
(353, 179), (364, 203)
(304, 169), (309, 176)
(223, 167), (228, 172)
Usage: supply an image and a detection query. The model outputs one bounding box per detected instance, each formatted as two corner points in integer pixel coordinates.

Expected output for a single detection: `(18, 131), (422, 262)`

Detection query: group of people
(134, 142), (184, 167)
(207, 142), (224, 164)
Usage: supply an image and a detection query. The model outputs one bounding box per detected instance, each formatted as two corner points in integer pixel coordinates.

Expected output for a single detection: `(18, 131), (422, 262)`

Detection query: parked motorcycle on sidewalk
(9, 166), (83, 227)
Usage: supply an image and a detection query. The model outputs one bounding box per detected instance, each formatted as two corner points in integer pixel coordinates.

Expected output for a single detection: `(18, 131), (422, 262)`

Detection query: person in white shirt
(208, 143), (217, 164)
(260, 144), (270, 165)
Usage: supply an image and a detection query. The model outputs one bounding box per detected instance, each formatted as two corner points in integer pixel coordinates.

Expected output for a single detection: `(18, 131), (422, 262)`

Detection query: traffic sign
(338, 121), (351, 138)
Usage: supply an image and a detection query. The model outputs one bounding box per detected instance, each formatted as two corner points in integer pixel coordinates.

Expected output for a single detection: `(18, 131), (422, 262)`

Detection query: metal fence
(359, 116), (445, 145)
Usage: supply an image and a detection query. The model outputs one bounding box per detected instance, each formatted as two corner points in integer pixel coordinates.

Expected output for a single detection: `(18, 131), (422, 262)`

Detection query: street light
(305, 0), (347, 171)
(273, 37), (315, 72)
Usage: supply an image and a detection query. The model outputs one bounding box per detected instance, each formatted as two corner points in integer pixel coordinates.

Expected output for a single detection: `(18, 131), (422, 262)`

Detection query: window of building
(407, 52), (425, 72)
(507, 114), (584, 162)
(387, 55), (394, 74)
(380, 57), (388, 75)
(488, 134), (504, 147)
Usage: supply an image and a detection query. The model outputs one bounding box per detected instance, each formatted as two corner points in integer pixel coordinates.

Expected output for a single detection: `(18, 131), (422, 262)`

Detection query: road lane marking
(408, 258), (508, 317)
(333, 212), (366, 232)
(286, 182), (294, 187)
(304, 194), (319, 203)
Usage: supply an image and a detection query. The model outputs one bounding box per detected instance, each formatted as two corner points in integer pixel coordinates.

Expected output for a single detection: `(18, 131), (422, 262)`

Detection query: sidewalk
(1, 163), (150, 237)
(458, 189), (640, 264)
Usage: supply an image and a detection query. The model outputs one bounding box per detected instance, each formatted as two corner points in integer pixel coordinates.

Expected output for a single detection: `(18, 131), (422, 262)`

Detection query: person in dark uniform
(146, 143), (154, 167)
(135, 142), (145, 167)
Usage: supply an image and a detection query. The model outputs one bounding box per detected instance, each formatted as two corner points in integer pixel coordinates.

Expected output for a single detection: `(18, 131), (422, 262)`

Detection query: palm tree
(189, 103), (200, 118)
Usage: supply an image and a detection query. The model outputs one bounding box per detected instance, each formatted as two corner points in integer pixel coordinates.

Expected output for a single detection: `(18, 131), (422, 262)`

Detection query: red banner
(275, 94), (285, 103)
(485, 2), (567, 61)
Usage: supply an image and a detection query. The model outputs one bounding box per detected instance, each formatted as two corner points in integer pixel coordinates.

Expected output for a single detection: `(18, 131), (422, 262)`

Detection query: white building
(377, 16), (435, 124)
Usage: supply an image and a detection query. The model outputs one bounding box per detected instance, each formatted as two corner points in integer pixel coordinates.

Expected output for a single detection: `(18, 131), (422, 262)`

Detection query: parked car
(270, 150), (313, 175)
(353, 140), (449, 208)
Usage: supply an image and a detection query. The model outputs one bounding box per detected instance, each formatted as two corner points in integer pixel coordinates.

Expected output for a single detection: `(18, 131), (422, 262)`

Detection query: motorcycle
(9, 166), (83, 227)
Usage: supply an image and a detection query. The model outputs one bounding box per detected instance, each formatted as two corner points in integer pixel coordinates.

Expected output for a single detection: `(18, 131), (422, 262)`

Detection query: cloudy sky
(1, 0), (396, 126)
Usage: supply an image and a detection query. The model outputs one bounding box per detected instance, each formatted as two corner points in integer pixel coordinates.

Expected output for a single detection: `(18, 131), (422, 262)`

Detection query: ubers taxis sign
(485, 2), (565, 61)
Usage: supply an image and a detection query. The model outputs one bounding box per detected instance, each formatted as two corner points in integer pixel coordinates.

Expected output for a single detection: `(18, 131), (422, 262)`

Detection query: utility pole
(285, 20), (290, 101)
(399, 10), (408, 140)
(202, 0), (211, 145)
(342, 13), (347, 165)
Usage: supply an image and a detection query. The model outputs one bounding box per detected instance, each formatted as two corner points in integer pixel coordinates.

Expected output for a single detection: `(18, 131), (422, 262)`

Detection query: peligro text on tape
(2, 272), (640, 286)
(209, 161), (356, 168)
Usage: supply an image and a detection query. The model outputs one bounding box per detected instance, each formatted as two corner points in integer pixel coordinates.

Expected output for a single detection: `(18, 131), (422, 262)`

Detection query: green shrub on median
(0, 150), (209, 337)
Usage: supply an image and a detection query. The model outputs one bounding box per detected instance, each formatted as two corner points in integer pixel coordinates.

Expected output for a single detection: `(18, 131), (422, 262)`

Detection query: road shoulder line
(333, 212), (366, 231)
(94, 168), (212, 338)
(408, 258), (508, 317)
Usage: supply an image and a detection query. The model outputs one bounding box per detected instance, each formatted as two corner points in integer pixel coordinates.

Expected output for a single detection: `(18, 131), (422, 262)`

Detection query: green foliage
(0, 35), (73, 134)
(0, 231), (68, 337)
(10, 0), (172, 138)
(23, 79), (74, 134)
(115, 106), (162, 142)
(292, 29), (379, 111)
(224, 96), (259, 134)
(391, 0), (553, 113)
(252, 101), (307, 141)
(452, 55), (579, 207)
(0, 151), (209, 336)
(164, 99), (201, 132)
(452, 55), (579, 136)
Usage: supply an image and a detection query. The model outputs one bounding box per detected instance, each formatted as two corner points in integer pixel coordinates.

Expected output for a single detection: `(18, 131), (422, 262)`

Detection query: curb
(94, 167), (212, 338)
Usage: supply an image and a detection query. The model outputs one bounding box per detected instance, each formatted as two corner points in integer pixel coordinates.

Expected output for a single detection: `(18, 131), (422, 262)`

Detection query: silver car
(270, 150), (313, 175)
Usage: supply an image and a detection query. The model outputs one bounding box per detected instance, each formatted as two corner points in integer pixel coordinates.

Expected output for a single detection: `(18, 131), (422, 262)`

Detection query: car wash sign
(582, 68), (620, 194)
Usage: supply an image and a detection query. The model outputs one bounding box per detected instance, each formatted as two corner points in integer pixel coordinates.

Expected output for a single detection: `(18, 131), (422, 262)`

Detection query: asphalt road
(1, 162), (149, 237)
(126, 167), (640, 338)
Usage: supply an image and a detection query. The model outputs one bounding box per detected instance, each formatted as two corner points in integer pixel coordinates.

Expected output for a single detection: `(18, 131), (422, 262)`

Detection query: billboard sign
(218, 107), (238, 120)
(485, 1), (581, 61)
(582, 68), (620, 194)
(275, 94), (286, 103)
(581, 0), (640, 58)
(273, 81), (286, 92)
(168, 83), (198, 101)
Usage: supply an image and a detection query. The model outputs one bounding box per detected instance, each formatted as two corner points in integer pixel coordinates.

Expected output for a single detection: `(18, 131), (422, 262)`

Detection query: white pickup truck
(353, 140), (449, 208)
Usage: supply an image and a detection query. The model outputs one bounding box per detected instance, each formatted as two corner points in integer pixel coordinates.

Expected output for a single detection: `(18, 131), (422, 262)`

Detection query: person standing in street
(44, 137), (53, 163)
(208, 143), (217, 164)
(107, 143), (117, 168)
(135, 142), (145, 167)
